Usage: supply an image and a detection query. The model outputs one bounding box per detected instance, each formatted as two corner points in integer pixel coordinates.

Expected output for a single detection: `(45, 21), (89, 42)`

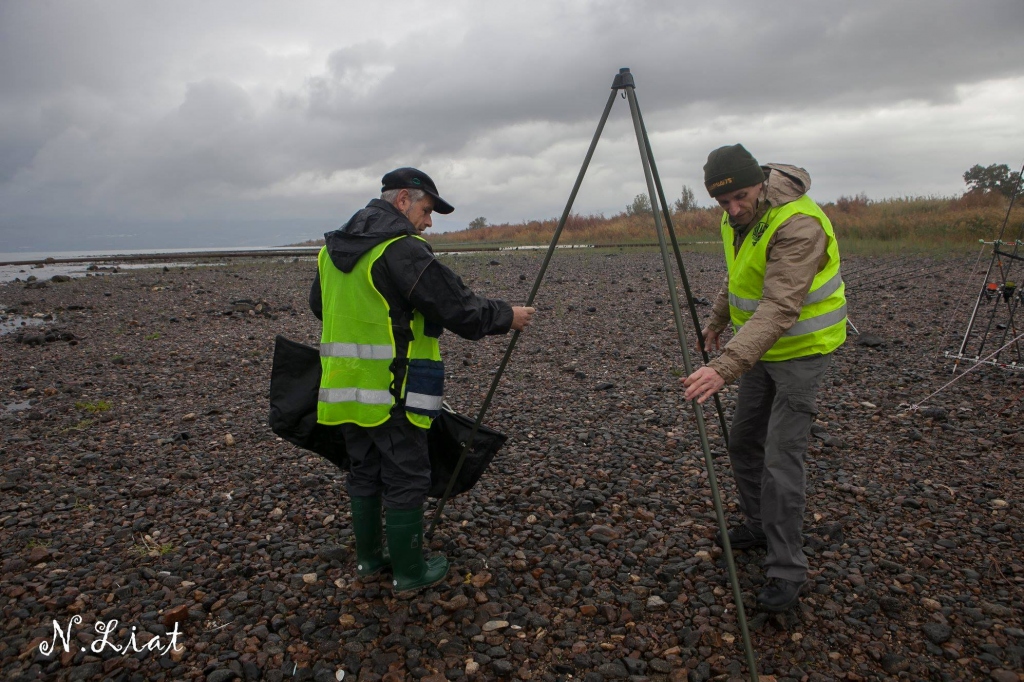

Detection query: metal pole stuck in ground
(633, 98), (731, 448)
(427, 69), (761, 681)
(427, 86), (621, 537)
(620, 69), (759, 682)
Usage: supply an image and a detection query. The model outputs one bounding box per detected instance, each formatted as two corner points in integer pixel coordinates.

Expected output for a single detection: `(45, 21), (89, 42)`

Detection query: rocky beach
(1, 249), (1021, 682)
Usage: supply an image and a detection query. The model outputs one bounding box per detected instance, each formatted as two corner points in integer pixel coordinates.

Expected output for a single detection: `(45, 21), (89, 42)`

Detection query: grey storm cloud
(1, 0), (1022, 251)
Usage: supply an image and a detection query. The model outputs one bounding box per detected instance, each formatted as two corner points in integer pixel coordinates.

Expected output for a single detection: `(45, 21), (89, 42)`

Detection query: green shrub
(75, 400), (111, 413)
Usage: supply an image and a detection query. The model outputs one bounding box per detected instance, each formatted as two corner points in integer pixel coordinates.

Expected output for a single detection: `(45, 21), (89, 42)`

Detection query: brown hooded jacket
(706, 163), (833, 383)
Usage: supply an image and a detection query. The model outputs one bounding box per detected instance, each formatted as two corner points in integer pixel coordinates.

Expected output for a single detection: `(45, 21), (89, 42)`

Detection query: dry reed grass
(429, 192), (1024, 253)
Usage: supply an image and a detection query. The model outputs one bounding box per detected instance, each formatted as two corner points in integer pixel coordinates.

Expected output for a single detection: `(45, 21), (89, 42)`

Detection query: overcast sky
(2, 1), (1023, 252)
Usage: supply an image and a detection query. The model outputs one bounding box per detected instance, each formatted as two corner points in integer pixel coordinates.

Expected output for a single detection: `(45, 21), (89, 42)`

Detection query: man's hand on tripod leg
(511, 306), (536, 331)
(682, 366), (725, 404)
(700, 325), (721, 353)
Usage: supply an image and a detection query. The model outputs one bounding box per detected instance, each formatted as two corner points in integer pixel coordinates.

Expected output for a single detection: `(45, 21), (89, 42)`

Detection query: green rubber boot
(385, 507), (449, 597)
(350, 495), (390, 577)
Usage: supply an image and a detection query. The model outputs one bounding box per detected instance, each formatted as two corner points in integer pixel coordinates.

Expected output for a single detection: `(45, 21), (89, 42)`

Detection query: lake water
(0, 314), (46, 336)
(0, 246), (319, 264)
(0, 246), (320, 284)
(0, 243), (580, 284)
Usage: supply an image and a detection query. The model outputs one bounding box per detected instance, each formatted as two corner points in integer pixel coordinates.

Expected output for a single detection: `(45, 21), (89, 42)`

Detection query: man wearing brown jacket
(683, 144), (846, 612)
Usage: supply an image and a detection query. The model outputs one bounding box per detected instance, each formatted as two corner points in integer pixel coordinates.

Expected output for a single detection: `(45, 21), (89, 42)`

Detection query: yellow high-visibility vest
(721, 194), (846, 361)
(317, 237), (443, 428)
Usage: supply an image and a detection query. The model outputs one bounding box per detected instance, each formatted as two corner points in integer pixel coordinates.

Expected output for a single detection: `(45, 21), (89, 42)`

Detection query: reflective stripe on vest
(316, 237), (444, 428)
(721, 194), (846, 361)
(729, 269), (845, 313)
(318, 387), (393, 404)
(803, 269), (844, 305)
(320, 342), (393, 360)
(405, 391), (444, 412)
(783, 303), (847, 337)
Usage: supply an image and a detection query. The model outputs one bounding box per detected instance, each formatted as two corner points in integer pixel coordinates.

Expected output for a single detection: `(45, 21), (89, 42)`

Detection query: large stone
(855, 333), (884, 347)
(68, 663), (103, 681)
(688, 661), (711, 682)
(439, 594), (469, 611)
(990, 671), (1019, 682)
(586, 524), (620, 543)
(162, 604), (189, 629)
(28, 545), (50, 563)
(982, 601), (1013, 618)
(880, 653), (909, 674)
(646, 595), (668, 611)
(596, 661), (628, 679)
(921, 622), (952, 644)
(206, 670), (240, 682)
(482, 620), (508, 632)
(920, 406), (947, 421)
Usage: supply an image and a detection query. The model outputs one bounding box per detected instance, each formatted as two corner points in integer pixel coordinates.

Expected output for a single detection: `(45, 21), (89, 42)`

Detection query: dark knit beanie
(703, 144), (766, 197)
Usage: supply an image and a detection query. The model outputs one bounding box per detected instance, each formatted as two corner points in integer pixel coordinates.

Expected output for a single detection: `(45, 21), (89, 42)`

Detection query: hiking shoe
(756, 577), (807, 612)
(714, 525), (767, 550)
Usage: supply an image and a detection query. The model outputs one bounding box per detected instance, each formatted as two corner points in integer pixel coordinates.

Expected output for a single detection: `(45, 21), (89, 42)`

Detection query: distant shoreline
(0, 246), (321, 267)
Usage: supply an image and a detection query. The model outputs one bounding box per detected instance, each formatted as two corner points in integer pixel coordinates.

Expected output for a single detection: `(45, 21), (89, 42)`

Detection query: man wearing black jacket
(310, 167), (534, 595)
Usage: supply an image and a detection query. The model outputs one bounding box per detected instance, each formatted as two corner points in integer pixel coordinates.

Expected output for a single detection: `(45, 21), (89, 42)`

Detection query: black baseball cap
(380, 167), (454, 214)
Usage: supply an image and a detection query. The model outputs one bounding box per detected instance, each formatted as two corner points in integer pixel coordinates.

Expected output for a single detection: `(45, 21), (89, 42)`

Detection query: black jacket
(310, 199), (513, 344)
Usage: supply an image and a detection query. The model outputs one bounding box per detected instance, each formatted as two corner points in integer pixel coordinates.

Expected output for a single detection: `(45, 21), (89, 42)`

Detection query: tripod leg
(428, 86), (621, 538)
(634, 100), (731, 448)
(623, 83), (759, 682)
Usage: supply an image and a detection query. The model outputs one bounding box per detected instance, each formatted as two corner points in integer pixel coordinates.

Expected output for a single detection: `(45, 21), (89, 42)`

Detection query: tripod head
(612, 67), (635, 90)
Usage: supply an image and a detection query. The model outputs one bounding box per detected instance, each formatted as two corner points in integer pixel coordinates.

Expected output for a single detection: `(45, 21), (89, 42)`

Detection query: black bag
(268, 335), (505, 498)
(426, 404), (506, 498)
(268, 335), (347, 468)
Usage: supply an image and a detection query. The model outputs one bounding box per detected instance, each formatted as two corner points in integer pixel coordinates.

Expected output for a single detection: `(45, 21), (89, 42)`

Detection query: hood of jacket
(763, 163), (811, 207)
(324, 199), (417, 273)
(729, 163), (812, 233)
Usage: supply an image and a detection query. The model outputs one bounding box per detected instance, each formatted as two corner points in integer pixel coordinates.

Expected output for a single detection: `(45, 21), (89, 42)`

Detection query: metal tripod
(428, 67), (759, 680)
(950, 162), (1024, 372)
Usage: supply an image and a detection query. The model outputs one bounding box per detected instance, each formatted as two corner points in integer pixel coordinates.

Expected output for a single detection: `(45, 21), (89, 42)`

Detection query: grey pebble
(206, 670), (241, 682)
(921, 622), (952, 645)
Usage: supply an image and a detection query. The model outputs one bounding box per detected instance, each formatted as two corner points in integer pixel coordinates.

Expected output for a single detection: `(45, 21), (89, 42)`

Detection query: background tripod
(947, 161), (1024, 372)
(429, 68), (761, 680)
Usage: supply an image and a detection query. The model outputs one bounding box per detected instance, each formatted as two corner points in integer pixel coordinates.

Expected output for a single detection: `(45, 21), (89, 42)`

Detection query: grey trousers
(728, 353), (831, 582)
(341, 413), (431, 510)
